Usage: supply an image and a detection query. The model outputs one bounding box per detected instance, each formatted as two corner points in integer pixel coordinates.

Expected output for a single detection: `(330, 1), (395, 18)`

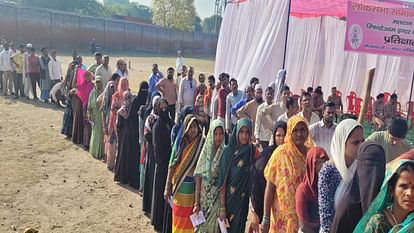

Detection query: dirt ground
(0, 55), (214, 233)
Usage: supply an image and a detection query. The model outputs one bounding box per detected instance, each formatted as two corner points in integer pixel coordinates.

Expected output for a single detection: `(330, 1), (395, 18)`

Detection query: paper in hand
(190, 211), (206, 227)
(217, 218), (230, 233)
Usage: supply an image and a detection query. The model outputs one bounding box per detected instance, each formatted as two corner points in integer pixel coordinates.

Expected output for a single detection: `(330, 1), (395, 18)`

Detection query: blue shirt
(148, 72), (163, 93)
(231, 97), (247, 115)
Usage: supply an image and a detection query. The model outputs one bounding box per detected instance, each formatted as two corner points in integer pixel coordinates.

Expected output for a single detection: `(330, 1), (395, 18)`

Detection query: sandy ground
(0, 55), (215, 233)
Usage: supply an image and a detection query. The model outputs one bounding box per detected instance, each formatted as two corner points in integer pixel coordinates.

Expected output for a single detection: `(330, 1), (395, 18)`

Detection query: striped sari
(169, 115), (204, 233)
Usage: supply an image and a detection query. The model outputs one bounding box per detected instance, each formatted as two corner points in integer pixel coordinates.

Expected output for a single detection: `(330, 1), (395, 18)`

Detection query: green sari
(218, 118), (254, 233)
(354, 159), (414, 233)
(194, 119), (225, 233)
(88, 79), (104, 159)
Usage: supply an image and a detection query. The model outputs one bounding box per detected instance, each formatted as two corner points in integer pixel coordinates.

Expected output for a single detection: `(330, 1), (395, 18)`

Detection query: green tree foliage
(202, 14), (222, 34)
(104, 2), (153, 20)
(18, 0), (106, 17)
(152, 0), (197, 31)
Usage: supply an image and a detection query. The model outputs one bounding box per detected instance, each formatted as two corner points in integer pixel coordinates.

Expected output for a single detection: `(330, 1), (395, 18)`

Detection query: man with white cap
(23, 43), (32, 99)
(237, 84), (264, 134)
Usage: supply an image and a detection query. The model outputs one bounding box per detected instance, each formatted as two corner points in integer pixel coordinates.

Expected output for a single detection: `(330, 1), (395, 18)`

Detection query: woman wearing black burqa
(142, 92), (161, 213)
(114, 82), (149, 189)
(151, 98), (174, 232)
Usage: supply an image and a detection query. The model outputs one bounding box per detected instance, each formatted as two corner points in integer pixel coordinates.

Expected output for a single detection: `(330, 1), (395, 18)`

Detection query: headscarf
(113, 77), (129, 99)
(284, 115), (314, 155)
(257, 120), (287, 170)
(76, 69), (94, 109)
(330, 141), (386, 233)
(135, 81), (149, 113)
(194, 119), (225, 181)
(330, 119), (363, 184)
(331, 119), (363, 210)
(356, 141), (386, 212)
(296, 147), (329, 228)
(353, 160), (414, 233)
(171, 105), (194, 146)
(218, 118), (253, 188)
(118, 91), (133, 119)
(144, 91), (161, 120)
(144, 95), (161, 132)
(169, 115), (203, 194)
(89, 76), (103, 110)
(100, 81), (115, 126)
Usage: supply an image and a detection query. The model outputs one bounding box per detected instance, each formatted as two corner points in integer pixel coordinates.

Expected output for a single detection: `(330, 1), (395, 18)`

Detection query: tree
(104, 2), (152, 20)
(202, 14), (222, 34)
(193, 16), (202, 32)
(152, 0), (197, 31)
(18, 0), (106, 17)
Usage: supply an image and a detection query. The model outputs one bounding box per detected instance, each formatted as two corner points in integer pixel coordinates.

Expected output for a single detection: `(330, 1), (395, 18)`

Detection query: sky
(134, 0), (216, 19)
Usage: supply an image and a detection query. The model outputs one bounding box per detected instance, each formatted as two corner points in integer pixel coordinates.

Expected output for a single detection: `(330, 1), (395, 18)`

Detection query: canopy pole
(407, 70), (414, 122)
(282, 0), (292, 70)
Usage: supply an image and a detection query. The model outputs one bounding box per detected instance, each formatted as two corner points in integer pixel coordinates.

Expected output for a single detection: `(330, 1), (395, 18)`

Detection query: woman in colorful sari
(249, 121), (287, 233)
(107, 76), (129, 170)
(295, 147), (329, 233)
(261, 115), (314, 233)
(100, 79), (116, 163)
(354, 160), (414, 233)
(193, 119), (226, 233)
(164, 114), (204, 233)
(217, 118), (256, 233)
(88, 76), (104, 159)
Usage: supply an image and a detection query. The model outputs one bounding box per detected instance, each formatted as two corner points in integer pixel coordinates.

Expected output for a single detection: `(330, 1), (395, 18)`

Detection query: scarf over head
(354, 160), (414, 233)
(218, 117), (253, 188)
(296, 147), (329, 228)
(76, 69), (94, 109)
(330, 119), (363, 209)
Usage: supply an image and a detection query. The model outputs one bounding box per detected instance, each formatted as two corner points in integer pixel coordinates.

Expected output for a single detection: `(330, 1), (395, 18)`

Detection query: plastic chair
(366, 97), (375, 122)
(383, 92), (391, 102)
(292, 94), (300, 100)
(407, 101), (414, 119)
(349, 91), (357, 97)
(354, 97), (363, 116)
(336, 90), (342, 97)
(346, 95), (355, 114)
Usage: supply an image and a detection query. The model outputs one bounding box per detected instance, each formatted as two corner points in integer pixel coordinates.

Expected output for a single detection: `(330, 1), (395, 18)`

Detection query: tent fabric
(214, 0), (414, 110)
(291, 0), (347, 18)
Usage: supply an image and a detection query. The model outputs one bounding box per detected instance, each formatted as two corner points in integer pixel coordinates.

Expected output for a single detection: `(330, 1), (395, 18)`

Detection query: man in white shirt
(48, 50), (62, 90)
(277, 96), (299, 123)
(176, 50), (184, 76)
(225, 78), (244, 134)
(309, 101), (337, 155)
(298, 91), (320, 125)
(95, 55), (112, 87)
(255, 86), (275, 150)
(178, 66), (196, 111)
(0, 43), (13, 96)
(23, 44), (32, 99)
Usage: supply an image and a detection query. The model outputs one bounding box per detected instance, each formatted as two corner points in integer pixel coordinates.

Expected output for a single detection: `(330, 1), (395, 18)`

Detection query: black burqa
(151, 98), (174, 232)
(142, 92), (160, 213)
(114, 82), (149, 189)
(330, 141), (386, 233)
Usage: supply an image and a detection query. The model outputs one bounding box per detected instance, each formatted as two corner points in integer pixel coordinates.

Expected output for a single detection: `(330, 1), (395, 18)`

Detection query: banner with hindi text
(345, 0), (414, 57)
